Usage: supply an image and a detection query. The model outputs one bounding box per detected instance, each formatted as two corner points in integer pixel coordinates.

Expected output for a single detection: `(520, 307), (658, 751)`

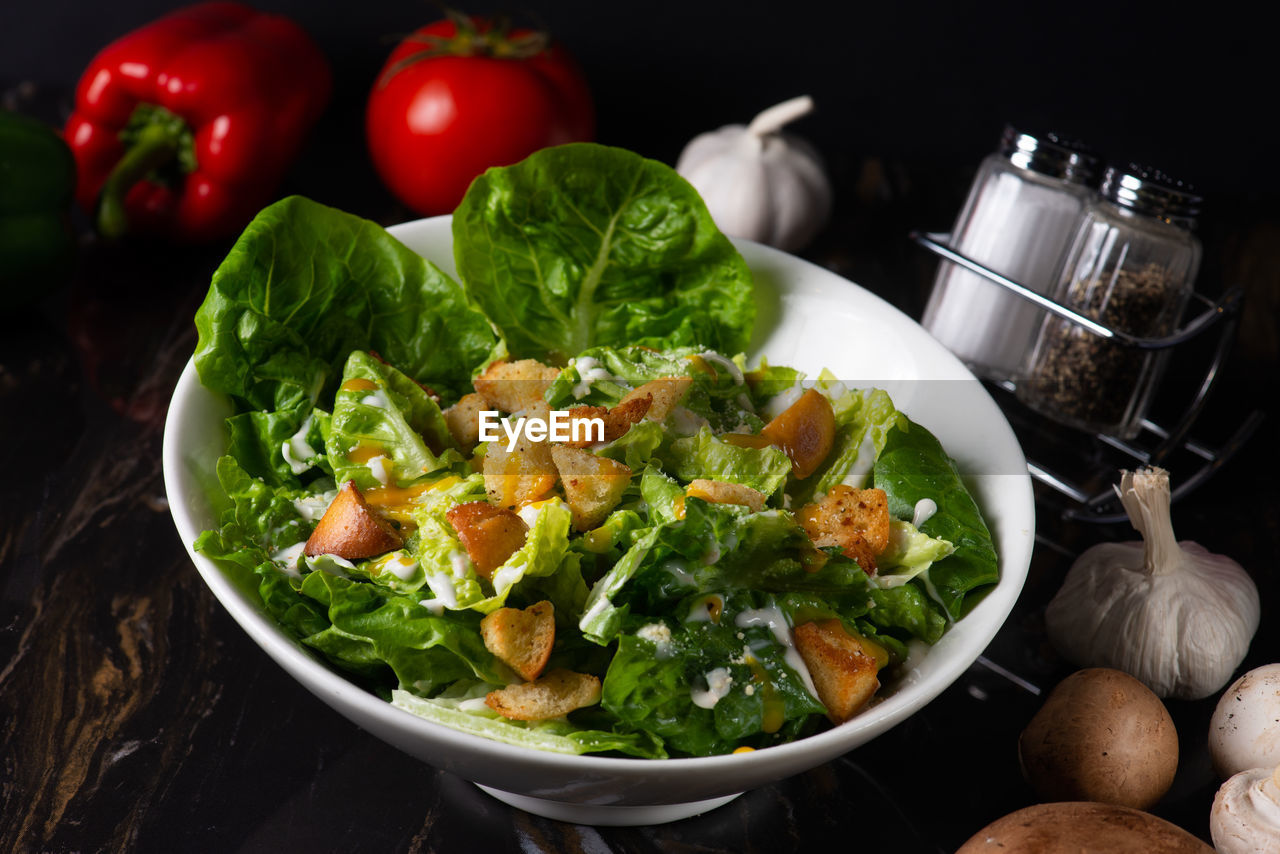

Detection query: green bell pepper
(0, 109), (76, 308)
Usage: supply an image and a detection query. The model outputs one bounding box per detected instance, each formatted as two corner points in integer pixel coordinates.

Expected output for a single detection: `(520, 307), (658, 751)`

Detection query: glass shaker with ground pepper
(1017, 166), (1202, 439)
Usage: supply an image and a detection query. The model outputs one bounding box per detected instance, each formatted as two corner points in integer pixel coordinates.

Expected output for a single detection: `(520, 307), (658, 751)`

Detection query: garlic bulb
(1211, 765), (1280, 853)
(676, 95), (832, 252)
(1044, 467), (1259, 700)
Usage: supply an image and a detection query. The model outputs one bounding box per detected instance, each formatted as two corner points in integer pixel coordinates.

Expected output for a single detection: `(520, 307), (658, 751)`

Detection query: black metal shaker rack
(911, 230), (1265, 524)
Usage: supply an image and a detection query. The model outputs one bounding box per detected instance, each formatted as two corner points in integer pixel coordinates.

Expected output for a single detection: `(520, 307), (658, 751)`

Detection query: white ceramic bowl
(163, 215), (1035, 826)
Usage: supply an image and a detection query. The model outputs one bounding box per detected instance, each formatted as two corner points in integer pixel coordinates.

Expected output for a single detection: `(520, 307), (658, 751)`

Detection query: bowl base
(475, 785), (742, 826)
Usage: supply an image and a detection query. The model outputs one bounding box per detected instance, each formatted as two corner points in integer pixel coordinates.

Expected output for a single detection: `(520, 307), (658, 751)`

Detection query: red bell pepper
(64, 2), (330, 242)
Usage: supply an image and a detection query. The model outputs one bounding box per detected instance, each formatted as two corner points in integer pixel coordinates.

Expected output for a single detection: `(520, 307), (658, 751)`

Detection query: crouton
(445, 501), (529, 577)
(793, 619), (882, 723)
(549, 445), (632, 531)
(482, 402), (558, 509)
(604, 394), (652, 438)
(304, 480), (403, 559)
(484, 669), (602, 721)
(559, 397), (651, 448)
(797, 485), (890, 573)
(473, 359), (561, 413)
(480, 601), (555, 681)
(685, 478), (767, 512)
(620, 376), (693, 422)
(761, 389), (836, 479)
(559, 405), (610, 448)
(444, 392), (486, 450)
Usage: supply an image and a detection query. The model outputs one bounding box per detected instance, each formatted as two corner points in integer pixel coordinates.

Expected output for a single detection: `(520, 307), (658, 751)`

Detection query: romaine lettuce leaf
(452, 144), (755, 362)
(326, 350), (461, 490)
(194, 195), (497, 413)
(873, 418), (999, 620)
(391, 685), (667, 758)
(663, 427), (791, 498)
(601, 591), (826, 756)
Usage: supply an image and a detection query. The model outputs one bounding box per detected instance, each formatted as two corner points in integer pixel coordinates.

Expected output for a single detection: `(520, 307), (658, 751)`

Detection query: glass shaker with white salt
(922, 127), (1100, 381)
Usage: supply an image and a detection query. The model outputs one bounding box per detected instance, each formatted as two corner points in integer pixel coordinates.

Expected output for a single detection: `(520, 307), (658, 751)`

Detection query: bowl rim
(163, 213), (1035, 777)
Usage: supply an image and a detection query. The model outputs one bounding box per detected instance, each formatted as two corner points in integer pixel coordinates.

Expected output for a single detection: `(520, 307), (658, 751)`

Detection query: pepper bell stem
(96, 124), (182, 239)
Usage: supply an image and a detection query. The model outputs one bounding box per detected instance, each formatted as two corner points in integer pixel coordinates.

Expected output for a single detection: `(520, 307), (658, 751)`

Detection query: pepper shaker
(1018, 165), (1202, 439)
(922, 127), (1099, 382)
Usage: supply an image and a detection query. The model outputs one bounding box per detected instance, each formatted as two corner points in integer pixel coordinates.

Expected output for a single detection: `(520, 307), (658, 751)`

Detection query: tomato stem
(377, 10), (549, 88)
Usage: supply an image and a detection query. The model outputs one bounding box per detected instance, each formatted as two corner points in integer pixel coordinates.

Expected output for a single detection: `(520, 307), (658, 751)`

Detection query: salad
(192, 144), (997, 759)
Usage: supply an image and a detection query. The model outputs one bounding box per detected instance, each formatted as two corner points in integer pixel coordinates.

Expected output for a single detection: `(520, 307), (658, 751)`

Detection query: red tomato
(366, 14), (594, 215)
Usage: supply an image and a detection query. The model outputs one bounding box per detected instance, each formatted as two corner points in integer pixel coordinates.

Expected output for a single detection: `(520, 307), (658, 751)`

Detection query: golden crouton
(761, 389), (835, 480)
(559, 397), (651, 448)
(605, 394), (652, 437)
(559, 405), (610, 448)
(304, 480), (403, 559)
(473, 359), (561, 413)
(793, 619), (882, 723)
(444, 392), (487, 450)
(798, 485), (890, 573)
(549, 445), (632, 531)
(485, 669), (602, 721)
(480, 601), (555, 681)
(620, 376), (693, 422)
(482, 402), (558, 509)
(685, 478), (767, 512)
(445, 501), (529, 577)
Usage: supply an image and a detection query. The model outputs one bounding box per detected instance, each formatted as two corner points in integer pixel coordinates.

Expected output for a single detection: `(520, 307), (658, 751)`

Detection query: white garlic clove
(676, 95), (832, 252)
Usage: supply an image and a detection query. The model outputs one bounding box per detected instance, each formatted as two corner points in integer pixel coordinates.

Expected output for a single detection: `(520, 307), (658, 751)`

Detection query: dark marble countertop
(4, 5), (1280, 851)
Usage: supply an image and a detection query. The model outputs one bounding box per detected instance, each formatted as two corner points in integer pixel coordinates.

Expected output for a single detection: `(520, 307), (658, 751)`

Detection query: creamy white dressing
(292, 490), (336, 522)
(735, 604), (820, 701)
(270, 542), (307, 577)
(690, 667), (734, 709)
(517, 504), (542, 527)
(281, 414), (317, 475)
(912, 498), (938, 528)
(420, 598), (446, 616)
(457, 697), (492, 713)
(697, 351), (745, 386)
(426, 572), (459, 608)
(684, 594), (724, 624)
(366, 454), (393, 486)
(491, 562), (525, 592)
(662, 559), (696, 587)
(840, 432), (879, 489)
(382, 554), (419, 581)
(569, 356), (618, 399)
(361, 390), (391, 410)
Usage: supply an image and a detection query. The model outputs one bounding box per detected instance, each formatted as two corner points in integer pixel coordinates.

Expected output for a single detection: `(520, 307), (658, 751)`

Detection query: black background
(5, 0), (1275, 212)
(3, 2), (1279, 852)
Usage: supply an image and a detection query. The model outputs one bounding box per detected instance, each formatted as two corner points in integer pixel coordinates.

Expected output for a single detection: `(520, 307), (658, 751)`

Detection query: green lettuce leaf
(663, 427), (791, 498)
(452, 144), (755, 362)
(326, 350), (461, 490)
(391, 685), (667, 758)
(194, 195), (496, 412)
(873, 418), (999, 620)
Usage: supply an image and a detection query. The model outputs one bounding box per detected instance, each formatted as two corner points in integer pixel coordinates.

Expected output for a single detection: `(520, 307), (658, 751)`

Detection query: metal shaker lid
(1101, 164), (1202, 227)
(998, 126), (1100, 185)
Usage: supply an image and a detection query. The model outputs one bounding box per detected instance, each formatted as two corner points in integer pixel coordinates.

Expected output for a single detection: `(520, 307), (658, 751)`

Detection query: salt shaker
(922, 127), (1099, 381)
(1018, 165), (1202, 439)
